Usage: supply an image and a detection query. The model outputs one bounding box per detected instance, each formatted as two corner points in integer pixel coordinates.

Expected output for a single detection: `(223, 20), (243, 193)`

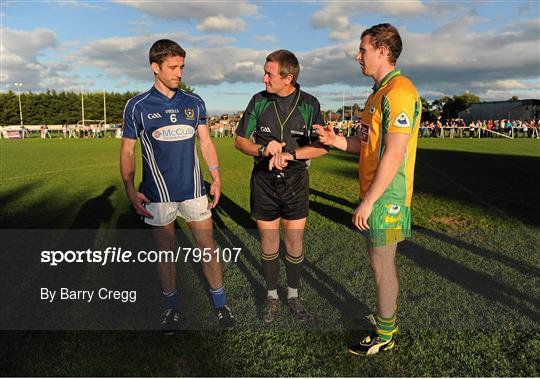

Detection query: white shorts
(144, 196), (211, 226)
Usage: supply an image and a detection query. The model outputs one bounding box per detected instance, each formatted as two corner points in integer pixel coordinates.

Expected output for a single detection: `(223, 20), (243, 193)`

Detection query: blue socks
(209, 286), (227, 309)
(163, 287), (227, 310)
(163, 288), (180, 311)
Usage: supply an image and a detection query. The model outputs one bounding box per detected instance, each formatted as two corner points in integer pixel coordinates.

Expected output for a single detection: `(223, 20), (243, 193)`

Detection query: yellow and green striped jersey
(358, 68), (422, 206)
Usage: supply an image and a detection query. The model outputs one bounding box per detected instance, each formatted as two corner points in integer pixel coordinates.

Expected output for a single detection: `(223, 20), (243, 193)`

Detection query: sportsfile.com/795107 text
(40, 247), (242, 266)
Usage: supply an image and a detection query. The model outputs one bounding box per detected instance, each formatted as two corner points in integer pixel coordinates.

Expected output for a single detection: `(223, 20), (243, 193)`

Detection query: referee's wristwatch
(258, 144), (266, 157)
(289, 150), (297, 160)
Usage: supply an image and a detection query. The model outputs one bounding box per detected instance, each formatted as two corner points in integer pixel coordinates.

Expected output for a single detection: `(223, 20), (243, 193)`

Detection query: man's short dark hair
(361, 23), (402, 65)
(266, 49), (300, 84)
(149, 39), (186, 66)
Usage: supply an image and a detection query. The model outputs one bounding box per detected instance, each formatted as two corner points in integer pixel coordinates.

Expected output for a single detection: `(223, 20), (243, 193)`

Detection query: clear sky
(1, 0), (539, 114)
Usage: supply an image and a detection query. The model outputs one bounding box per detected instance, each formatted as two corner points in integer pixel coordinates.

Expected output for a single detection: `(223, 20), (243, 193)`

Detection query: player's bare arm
(314, 124), (362, 154)
(235, 135), (285, 157)
(197, 124), (221, 208)
(352, 132), (409, 231)
(119, 137), (152, 217)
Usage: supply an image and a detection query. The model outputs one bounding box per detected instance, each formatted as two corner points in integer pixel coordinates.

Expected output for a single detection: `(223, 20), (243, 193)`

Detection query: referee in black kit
(235, 49), (328, 324)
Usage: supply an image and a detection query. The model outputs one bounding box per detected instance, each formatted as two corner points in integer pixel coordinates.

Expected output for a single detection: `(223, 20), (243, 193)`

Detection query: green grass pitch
(0, 137), (538, 376)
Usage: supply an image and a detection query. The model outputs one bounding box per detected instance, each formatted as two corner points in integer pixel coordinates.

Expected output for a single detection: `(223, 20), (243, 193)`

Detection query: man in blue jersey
(120, 39), (235, 333)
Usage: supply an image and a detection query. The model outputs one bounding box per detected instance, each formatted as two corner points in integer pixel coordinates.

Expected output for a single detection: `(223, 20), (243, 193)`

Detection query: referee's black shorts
(250, 169), (309, 221)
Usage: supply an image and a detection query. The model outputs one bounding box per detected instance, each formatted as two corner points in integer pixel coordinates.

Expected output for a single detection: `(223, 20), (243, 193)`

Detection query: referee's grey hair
(266, 49), (300, 85)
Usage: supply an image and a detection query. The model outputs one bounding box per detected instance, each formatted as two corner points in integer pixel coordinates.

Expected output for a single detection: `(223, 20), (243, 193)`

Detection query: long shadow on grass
(0, 182), (40, 228)
(0, 181), (81, 229)
(311, 188), (539, 279)
(414, 227), (540, 278)
(41, 186), (123, 328)
(325, 148), (540, 226)
(309, 195), (540, 325)
(1, 186), (124, 329)
(400, 240), (540, 325)
(300, 257), (372, 329)
(70, 185), (116, 229)
(414, 149), (540, 226)
(311, 188), (356, 208)
(212, 207), (269, 312)
(214, 184), (370, 328)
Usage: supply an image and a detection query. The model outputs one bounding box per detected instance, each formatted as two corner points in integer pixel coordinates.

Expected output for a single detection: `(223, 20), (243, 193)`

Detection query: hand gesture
(264, 141), (287, 157)
(313, 124), (336, 146)
(269, 152), (292, 171)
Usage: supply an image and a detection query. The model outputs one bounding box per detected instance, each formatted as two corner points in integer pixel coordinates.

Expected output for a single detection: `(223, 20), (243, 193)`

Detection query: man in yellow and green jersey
(315, 23), (421, 355)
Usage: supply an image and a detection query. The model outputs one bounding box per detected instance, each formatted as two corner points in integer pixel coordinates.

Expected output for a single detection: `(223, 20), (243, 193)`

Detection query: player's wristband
(289, 150), (297, 160)
(208, 165), (220, 172)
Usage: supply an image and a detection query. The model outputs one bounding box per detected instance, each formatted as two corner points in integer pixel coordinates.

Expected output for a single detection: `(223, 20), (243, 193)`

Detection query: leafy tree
(420, 97), (436, 122)
(441, 93), (480, 119)
(179, 82), (194, 93)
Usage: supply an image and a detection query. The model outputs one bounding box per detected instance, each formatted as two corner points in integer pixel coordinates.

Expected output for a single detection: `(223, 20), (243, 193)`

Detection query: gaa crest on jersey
(184, 108), (195, 120)
(360, 121), (370, 144)
(394, 112), (410, 128)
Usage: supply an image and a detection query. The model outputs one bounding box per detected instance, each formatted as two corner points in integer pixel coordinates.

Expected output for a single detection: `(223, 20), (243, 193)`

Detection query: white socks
(287, 287), (298, 299)
(267, 287), (299, 299)
(267, 289), (278, 299)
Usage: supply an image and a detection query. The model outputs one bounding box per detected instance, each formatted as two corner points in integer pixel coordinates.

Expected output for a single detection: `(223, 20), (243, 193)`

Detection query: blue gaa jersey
(123, 86), (206, 202)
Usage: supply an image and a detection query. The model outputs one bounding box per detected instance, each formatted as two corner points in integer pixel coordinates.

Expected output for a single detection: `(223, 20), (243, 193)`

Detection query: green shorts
(366, 202), (411, 247)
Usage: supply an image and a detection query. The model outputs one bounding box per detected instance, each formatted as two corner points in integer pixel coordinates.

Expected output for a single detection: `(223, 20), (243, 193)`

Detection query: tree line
(0, 90), (138, 125)
(1, 87), (486, 126)
(0, 83), (194, 126)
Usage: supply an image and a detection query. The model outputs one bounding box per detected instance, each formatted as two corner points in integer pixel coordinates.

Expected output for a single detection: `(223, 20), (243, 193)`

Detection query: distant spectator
(436, 119), (442, 138)
(20, 126), (28, 139)
(449, 120), (456, 139)
(44, 125), (52, 139)
(505, 120), (513, 136)
(468, 120), (476, 138)
(68, 124), (77, 138)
